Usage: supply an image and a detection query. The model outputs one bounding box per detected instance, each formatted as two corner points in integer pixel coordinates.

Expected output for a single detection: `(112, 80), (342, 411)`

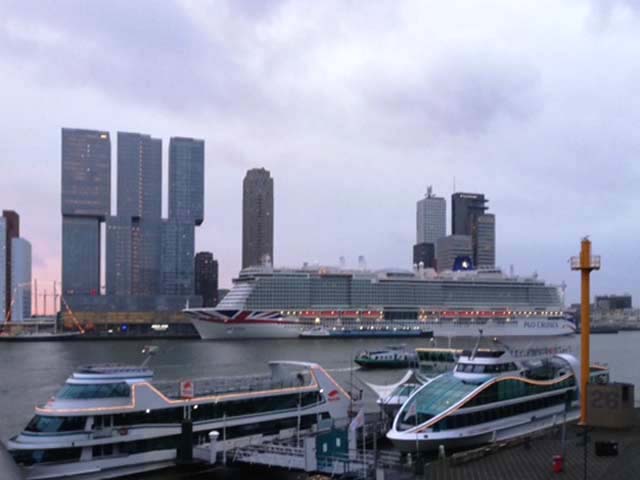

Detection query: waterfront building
(160, 137), (205, 295)
(10, 237), (31, 322)
(242, 168), (274, 269)
(416, 186), (446, 248)
(436, 235), (472, 272)
(0, 217), (5, 321)
(106, 132), (163, 296)
(595, 294), (632, 311)
(2, 210), (19, 319)
(161, 220), (196, 296)
(451, 192), (487, 236)
(452, 192), (492, 267)
(168, 137), (204, 225)
(413, 242), (435, 269)
(475, 214), (496, 268)
(61, 128), (111, 298)
(116, 132), (162, 220)
(195, 252), (219, 307)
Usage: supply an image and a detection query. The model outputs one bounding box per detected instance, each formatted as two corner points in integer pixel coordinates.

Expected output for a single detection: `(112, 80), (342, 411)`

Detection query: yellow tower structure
(570, 237), (600, 425)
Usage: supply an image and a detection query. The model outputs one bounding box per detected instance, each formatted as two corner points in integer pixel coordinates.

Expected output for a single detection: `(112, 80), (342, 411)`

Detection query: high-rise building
(117, 132), (162, 220)
(0, 217), (6, 322)
(242, 168), (274, 269)
(2, 210), (19, 319)
(451, 192), (487, 236)
(160, 137), (205, 295)
(452, 192), (489, 267)
(416, 187), (446, 247)
(436, 235), (472, 272)
(61, 128), (111, 297)
(161, 220), (196, 295)
(169, 137), (205, 225)
(195, 252), (219, 307)
(107, 132), (163, 296)
(413, 242), (435, 269)
(475, 214), (496, 268)
(11, 237), (31, 322)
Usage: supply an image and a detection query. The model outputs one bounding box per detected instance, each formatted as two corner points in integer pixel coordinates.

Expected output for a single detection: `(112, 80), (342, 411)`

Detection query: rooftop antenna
(426, 185), (433, 198)
(339, 256), (346, 268)
(358, 255), (366, 270)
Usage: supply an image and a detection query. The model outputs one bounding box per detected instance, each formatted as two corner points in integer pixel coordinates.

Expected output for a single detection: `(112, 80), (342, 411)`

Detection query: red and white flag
(349, 407), (365, 431)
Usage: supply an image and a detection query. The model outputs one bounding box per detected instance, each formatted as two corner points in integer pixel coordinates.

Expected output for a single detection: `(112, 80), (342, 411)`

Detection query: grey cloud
(1, 0), (262, 114)
(371, 55), (541, 140)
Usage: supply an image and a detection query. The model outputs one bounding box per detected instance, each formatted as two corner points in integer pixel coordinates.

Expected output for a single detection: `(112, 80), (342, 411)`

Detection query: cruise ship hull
(187, 310), (575, 340)
(191, 317), (302, 339)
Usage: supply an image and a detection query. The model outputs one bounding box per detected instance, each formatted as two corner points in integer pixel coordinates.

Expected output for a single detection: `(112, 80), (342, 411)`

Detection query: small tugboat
(354, 345), (417, 369)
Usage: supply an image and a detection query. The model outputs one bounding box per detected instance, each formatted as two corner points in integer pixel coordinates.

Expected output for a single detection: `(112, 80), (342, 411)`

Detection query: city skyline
(3, 1), (640, 304)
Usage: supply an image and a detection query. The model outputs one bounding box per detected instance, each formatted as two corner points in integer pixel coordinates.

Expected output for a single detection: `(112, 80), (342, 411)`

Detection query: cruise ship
(7, 361), (351, 479)
(387, 350), (609, 452)
(186, 265), (574, 340)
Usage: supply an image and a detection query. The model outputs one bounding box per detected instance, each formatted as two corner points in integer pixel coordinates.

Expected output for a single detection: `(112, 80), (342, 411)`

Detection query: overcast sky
(2, 0), (639, 306)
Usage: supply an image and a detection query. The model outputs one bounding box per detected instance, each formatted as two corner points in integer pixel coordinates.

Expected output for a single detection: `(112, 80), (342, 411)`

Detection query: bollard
(552, 455), (563, 473)
(208, 431), (219, 465)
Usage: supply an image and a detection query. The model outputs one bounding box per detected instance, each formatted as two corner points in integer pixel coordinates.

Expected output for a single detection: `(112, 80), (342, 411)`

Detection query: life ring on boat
(118, 427), (128, 436)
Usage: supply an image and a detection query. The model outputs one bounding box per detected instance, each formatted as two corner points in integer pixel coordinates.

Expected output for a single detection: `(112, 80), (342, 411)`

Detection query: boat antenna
(470, 329), (483, 360)
(141, 345), (159, 367)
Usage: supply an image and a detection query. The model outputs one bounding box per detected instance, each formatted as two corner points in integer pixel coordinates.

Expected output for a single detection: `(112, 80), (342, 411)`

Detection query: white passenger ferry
(387, 350), (608, 452)
(186, 265), (574, 340)
(8, 361), (351, 479)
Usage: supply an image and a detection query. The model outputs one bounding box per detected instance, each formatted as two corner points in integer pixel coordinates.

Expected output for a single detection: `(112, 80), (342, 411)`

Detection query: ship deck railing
(153, 372), (314, 399)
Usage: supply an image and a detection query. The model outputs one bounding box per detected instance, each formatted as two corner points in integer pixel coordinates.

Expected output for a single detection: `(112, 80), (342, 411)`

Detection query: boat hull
(190, 317), (302, 339)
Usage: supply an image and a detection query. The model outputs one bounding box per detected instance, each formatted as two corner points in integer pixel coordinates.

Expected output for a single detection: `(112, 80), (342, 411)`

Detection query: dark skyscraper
(116, 132), (162, 220)
(451, 192), (489, 267)
(107, 132), (162, 296)
(169, 137), (205, 225)
(475, 214), (496, 268)
(195, 252), (219, 307)
(61, 128), (111, 297)
(242, 168), (274, 269)
(161, 137), (205, 295)
(2, 210), (19, 319)
(413, 242), (435, 269)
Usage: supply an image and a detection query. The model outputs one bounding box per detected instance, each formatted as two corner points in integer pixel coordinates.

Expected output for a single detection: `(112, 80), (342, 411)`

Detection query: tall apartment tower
(242, 168), (274, 269)
(11, 237), (31, 322)
(414, 187), (445, 268)
(417, 187), (446, 246)
(162, 137), (205, 295)
(476, 214), (496, 268)
(452, 192), (488, 267)
(0, 217), (5, 321)
(2, 210), (19, 319)
(195, 252), (219, 307)
(61, 128), (111, 297)
(106, 132), (162, 296)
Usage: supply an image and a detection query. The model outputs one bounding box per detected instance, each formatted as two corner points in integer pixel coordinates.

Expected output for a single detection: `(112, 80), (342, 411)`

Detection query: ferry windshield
(397, 375), (476, 430)
(56, 383), (131, 399)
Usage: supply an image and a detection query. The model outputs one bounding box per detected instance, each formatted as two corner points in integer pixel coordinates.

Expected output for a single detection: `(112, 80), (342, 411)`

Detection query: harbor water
(1, 333), (638, 477)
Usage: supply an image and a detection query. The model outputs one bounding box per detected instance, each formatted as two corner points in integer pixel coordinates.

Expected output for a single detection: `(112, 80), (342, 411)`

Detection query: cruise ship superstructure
(186, 265), (574, 340)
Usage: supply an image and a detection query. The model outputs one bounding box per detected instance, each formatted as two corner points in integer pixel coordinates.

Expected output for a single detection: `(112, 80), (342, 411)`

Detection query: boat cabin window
(56, 382), (131, 399)
(11, 447), (82, 466)
(25, 415), (87, 433)
(455, 362), (517, 374)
